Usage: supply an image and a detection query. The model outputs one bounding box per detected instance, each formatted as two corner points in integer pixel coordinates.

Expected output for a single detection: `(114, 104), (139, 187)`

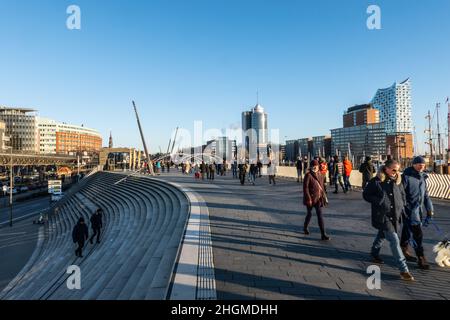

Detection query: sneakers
(321, 235), (331, 241)
(400, 272), (415, 281)
(371, 254), (384, 264)
(418, 256), (430, 270)
(303, 227), (310, 235)
(401, 246), (418, 262)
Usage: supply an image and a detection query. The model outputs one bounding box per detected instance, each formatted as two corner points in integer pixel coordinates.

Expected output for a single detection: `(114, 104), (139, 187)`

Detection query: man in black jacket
(296, 157), (303, 183)
(363, 159), (414, 281)
(359, 156), (376, 188)
(72, 217), (89, 257)
(90, 209), (103, 244)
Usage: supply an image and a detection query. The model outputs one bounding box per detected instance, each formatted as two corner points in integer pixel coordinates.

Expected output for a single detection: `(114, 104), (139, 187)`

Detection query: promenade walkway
(160, 171), (450, 300)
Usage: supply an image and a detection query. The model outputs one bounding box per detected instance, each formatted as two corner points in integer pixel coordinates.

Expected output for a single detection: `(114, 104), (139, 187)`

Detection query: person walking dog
(400, 156), (434, 270)
(363, 159), (414, 281)
(303, 160), (330, 241)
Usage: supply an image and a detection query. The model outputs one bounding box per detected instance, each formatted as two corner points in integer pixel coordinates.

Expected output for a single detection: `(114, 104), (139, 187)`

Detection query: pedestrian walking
(319, 158), (328, 185)
(238, 162), (248, 185)
(89, 209), (103, 244)
(200, 161), (206, 180)
(363, 159), (414, 281)
(343, 156), (353, 191)
(400, 156), (434, 270)
(296, 157), (303, 183)
(328, 158), (335, 186)
(303, 160), (330, 241)
(333, 156), (346, 194)
(232, 160), (238, 179)
(359, 156), (376, 188)
(249, 163), (257, 185)
(72, 217), (89, 258)
(302, 156), (308, 176)
(209, 163), (215, 180)
(268, 162), (276, 185)
(257, 161), (263, 178)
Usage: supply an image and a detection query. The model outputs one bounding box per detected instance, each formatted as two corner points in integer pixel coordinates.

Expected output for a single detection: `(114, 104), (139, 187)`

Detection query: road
(0, 195), (51, 225)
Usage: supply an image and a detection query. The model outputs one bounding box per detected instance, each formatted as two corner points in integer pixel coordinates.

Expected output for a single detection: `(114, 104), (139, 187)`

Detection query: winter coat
(359, 161), (376, 183)
(267, 164), (276, 176)
(343, 160), (353, 177)
(363, 166), (406, 232)
(319, 162), (328, 175)
(90, 212), (103, 229)
(303, 171), (326, 207)
(334, 162), (344, 177)
(72, 222), (89, 243)
(402, 167), (434, 225)
(296, 160), (303, 170)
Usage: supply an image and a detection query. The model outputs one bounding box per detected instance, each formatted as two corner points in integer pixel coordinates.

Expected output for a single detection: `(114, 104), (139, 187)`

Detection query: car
(51, 193), (64, 202)
(19, 186), (29, 192)
(6, 187), (18, 195)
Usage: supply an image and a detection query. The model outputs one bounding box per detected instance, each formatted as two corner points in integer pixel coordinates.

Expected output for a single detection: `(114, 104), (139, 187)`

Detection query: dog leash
(408, 215), (448, 249)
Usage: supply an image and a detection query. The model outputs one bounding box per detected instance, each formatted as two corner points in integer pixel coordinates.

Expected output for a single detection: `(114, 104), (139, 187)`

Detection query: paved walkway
(161, 170), (450, 300)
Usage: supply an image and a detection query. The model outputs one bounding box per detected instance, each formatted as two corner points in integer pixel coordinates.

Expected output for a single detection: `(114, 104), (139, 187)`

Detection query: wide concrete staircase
(0, 171), (190, 300)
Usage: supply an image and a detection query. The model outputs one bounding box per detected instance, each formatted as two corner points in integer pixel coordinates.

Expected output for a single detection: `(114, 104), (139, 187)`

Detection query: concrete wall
(275, 166), (449, 200)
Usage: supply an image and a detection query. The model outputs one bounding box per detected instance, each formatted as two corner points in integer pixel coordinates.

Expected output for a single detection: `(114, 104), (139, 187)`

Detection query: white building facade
(371, 78), (413, 134)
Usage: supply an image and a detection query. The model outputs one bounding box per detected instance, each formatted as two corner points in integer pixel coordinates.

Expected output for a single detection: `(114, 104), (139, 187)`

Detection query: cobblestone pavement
(161, 170), (450, 300)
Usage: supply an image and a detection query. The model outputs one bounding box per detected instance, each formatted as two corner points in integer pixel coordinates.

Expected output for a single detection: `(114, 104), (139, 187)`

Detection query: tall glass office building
(241, 104), (268, 161)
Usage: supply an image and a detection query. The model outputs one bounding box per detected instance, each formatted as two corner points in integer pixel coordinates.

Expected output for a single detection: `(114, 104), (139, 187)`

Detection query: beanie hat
(310, 160), (319, 167)
(412, 156), (425, 165)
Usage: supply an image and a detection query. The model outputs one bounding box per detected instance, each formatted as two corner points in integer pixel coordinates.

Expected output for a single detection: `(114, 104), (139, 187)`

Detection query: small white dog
(433, 240), (450, 267)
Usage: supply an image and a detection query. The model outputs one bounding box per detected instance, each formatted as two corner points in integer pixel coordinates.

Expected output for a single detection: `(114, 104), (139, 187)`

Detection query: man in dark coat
(400, 156), (434, 269)
(359, 156), (376, 188)
(72, 217), (89, 257)
(295, 157), (303, 183)
(303, 160), (330, 241)
(89, 209), (103, 244)
(363, 159), (414, 281)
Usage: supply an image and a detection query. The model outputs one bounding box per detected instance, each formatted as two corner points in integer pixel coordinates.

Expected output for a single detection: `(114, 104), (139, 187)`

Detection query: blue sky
(0, 0), (449, 154)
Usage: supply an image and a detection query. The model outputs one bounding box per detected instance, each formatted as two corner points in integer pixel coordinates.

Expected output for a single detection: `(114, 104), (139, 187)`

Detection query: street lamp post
(8, 121), (15, 227)
(9, 144), (13, 227)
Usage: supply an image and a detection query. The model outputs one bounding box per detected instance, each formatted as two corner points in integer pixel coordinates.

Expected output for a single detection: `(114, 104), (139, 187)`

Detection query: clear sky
(0, 0), (449, 154)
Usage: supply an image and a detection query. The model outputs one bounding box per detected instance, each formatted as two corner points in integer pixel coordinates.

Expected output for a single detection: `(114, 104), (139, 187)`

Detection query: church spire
(108, 131), (113, 148)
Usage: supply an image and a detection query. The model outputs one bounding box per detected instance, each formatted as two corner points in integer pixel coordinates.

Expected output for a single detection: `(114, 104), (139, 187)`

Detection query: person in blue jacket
(400, 156), (434, 270)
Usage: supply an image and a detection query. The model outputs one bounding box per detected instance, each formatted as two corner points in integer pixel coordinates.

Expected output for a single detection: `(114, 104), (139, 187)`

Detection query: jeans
(343, 174), (352, 191)
(371, 229), (409, 273)
(334, 174), (345, 193)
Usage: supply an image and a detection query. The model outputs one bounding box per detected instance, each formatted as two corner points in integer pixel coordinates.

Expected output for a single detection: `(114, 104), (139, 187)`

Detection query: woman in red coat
(303, 160), (330, 241)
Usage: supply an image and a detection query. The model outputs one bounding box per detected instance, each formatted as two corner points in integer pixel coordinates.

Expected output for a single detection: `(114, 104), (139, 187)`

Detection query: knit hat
(310, 160), (319, 167)
(412, 156), (426, 165)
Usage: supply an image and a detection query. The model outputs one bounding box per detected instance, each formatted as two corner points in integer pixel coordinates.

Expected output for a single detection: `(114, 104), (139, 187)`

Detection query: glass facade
(331, 123), (386, 162)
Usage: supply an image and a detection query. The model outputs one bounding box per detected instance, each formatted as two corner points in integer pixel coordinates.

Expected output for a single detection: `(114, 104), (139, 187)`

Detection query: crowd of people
(70, 154), (436, 282)
(297, 154), (435, 281)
